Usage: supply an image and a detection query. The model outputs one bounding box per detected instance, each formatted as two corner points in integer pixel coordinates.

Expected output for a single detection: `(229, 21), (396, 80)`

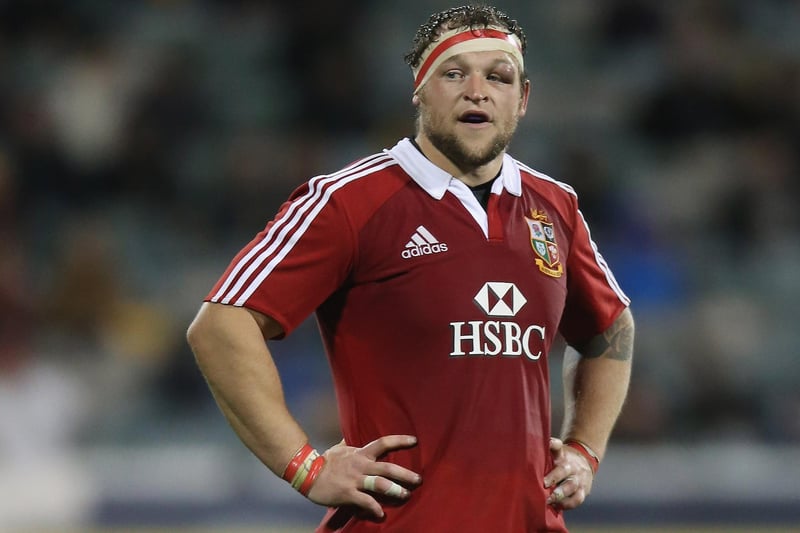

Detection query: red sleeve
(559, 195), (630, 345)
(205, 180), (355, 337)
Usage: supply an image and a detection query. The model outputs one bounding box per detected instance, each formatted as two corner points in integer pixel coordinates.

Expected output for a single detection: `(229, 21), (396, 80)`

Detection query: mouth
(458, 110), (491, 124)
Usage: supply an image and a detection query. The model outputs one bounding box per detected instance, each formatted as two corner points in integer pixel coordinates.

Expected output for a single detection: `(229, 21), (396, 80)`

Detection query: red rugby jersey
(207, 138), (629, 532)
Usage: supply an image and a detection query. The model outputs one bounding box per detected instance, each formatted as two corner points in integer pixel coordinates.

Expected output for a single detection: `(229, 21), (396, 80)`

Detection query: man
(187, 5), (634, 532)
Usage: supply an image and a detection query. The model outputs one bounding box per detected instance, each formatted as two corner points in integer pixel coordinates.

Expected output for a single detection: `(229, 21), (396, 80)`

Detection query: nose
(464, 74), (488, 103)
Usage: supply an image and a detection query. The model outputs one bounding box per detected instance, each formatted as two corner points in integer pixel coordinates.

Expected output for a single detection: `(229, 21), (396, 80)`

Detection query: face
(415, 50), (529, 171)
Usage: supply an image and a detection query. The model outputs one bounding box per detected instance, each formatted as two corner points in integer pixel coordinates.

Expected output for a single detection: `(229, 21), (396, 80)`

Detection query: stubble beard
(422, 112), (518, 172)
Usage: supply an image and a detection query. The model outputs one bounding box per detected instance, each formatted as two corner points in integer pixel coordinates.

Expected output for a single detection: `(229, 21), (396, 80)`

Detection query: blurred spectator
(598, 0), (665, 49)
(634, 1), (751, 144)
(0, 153), (97, 528)
(0, 150), (33, 381)
(278, 1), (372, 134)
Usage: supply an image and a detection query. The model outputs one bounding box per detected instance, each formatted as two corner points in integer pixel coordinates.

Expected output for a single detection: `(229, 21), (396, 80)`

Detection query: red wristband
(282, 443), (314, 483)
(564, 439), (600, 474)
(298, 455), (326, 496)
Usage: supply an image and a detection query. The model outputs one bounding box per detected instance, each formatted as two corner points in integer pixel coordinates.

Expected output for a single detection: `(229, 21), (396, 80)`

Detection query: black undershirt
(468, 178), (497, 211)
(408, 137), (500, 211)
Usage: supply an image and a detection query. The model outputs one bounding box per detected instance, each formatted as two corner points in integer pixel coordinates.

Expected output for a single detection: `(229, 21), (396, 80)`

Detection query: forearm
(561, 308), (634, 460)
(187, 302), (307, 477)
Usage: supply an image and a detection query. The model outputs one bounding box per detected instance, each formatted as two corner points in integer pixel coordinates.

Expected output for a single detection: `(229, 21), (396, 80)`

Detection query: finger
(548, 485), (566, 506)
(554, 478), (587, 510)
(558, 486), (587, 510)
(361, 435), (417, 460)
(549, 437), (563, 453)
(543, 460), (573, 488)
(547, 476), (576, 505)
(362, 475), (410, 499)
(368, 460), (422, 486)
(349, 489), (386, 519)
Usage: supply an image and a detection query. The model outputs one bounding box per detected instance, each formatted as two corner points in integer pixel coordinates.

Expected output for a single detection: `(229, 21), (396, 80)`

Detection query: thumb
(549, 437), (563, 453)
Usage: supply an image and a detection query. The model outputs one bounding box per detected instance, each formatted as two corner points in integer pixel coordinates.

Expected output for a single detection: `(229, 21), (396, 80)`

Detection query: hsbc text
(449, 320), (545, 360)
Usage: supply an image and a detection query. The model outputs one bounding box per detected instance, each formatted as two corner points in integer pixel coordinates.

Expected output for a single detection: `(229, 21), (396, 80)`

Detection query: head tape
(412, 25), (524, 93)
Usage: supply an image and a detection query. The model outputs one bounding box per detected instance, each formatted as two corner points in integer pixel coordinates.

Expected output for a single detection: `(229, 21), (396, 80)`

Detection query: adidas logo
(401, 225), (449, 259)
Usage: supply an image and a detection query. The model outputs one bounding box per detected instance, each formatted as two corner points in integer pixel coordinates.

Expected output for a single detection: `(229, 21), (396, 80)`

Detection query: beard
(421, 112), (518, 171)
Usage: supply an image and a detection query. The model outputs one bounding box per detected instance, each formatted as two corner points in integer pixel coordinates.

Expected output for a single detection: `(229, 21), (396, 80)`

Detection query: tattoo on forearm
(575, 311), (634, 361)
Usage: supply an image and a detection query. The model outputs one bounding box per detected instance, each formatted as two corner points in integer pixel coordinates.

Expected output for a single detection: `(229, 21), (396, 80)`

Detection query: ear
(518, 79), (531, 117)
(412, 93), (421, 106)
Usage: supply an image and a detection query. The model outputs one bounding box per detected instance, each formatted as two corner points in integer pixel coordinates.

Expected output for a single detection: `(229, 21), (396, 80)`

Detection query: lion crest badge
(525, 209), (563, 278)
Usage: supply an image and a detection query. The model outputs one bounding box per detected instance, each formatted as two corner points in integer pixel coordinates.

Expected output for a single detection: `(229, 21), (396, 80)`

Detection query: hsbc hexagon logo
(474, 282), (527, 317)
(451, 282), (543, 359)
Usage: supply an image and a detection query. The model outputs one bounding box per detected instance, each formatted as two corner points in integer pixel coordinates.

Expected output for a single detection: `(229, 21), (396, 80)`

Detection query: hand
(543, 437), (594, 510)
(307, 435), (421, 519)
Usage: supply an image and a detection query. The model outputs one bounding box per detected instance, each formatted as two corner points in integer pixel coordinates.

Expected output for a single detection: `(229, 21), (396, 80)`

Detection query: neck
(414, 133), (504, 188)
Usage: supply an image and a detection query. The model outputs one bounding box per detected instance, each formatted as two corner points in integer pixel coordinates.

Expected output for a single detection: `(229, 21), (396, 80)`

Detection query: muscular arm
(545, 307), (634, 509)
(186, 302), (420, 518)
(187, 302), (308, 476)
(561, 306), (634, 459)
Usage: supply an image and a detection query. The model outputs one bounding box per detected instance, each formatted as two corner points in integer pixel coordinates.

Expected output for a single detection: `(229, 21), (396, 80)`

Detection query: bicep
(188, 302), (284, 356)
(243, 305), (285, 340)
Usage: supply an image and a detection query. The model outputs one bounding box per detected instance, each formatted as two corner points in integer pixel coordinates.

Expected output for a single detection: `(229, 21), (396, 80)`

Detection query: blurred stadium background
(1, 0), (799, 531)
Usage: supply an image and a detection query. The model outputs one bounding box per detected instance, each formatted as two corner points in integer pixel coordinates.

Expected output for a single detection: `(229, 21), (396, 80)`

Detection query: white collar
(385, 138), (522, 199)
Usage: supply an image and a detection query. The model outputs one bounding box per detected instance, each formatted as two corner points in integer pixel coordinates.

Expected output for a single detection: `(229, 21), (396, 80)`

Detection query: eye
(487, 71), (513, 84)
(488, 62), (517, 84)
(444, 70), (464, 80)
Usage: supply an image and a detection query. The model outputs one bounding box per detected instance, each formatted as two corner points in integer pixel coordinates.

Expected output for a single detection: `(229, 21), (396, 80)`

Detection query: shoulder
(512, 159), (580, 228)
(284, 151), (408, 210)
(288, 151), (401, 201)
(285, 150), (409, 229)
(514, 159), (578, 202)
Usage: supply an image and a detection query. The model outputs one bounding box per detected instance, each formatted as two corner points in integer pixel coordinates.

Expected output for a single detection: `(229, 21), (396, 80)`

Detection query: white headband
(412, 25), (524, 93)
